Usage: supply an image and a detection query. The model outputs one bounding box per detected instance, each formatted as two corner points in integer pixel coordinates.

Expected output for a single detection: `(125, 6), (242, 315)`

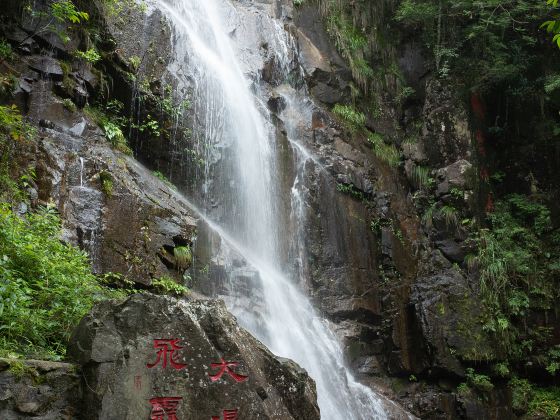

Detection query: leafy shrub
(0, 105), (36, 201)
(0, 205), (119, 359)
(74, 48), (101, 64)
(0, 105), (35, 141)
(84, 106), (132, 155)
(138, 115), (160, 137)
(103, 121), (126, 147)
(151, 276), (189, 297)
(0, 39), (13, 61)
(494, 362), (511, 377)
(510, 378), (560, 419)
(129, 55), (141, 72)
(465, 368), (494, 393)
(50, 0), (89, 24)
(530, 387), (560, 418)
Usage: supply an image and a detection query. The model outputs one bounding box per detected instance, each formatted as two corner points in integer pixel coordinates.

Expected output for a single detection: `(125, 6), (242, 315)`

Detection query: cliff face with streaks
(1, 0), (559, 418)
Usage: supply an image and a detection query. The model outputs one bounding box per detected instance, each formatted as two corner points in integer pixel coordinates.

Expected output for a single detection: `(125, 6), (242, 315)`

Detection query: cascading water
(152, 0), (397, 418)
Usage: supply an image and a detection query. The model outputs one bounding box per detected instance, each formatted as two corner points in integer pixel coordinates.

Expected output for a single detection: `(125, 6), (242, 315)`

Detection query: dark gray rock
(436, 159), (473, 197)
(435, 239), (466, 263)
(27, 56), (64, 79)
(411, 270), (494, 376)
(267, 94), (287, 114)
(69, 294), (320, 420)
(0, 359), (81, 420)
(420, 80), (472, 168)
(310, 82), (345, 105)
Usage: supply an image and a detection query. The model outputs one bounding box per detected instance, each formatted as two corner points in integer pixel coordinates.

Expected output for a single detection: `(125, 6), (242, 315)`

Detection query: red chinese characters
(147, 339), (187, 370)
(208, 359), (248, 383)
(149, 397), (182, 420)
(211, 409), (238, 420)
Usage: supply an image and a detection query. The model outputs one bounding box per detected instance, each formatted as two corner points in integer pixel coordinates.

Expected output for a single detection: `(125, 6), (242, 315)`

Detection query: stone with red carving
(149, 397), (182, 420)
(208, 359), (248, 383)
(147, 339), (187, 370)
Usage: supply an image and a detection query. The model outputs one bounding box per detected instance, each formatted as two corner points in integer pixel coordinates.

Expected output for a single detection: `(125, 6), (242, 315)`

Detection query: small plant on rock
(74, 48), (101, 64)
(173, 246), (192, 270)
(151, 276), (189, 297)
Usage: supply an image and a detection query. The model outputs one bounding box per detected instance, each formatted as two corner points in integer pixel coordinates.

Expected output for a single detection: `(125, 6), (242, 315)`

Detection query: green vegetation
(324, 6), (373, 89)
(99, 170), (114, 197)
(84, 104), (132, 155)
(464, 194), (558, 370)
(0, 73), (17, 98)
(332, 104), (366, 131)
(0, 205), (122, 359)
(395, 0), (548, 92)
(0, 105), (36, 202)
(411, 165), (435, 190)
(23, 0), (90, 44)
(62, 98), (76, 113)
(151, 276), (189, 297)
(456, 368), (494, 399)
(129, 55), (142, 72)
(137, 115), (160, 137)
(152, 170), (175, 189)
(0, 38), (13, 61)
(336, 183), (365, 200)
(173, 246), (192, 270)
(50, 0), (89, 24)
(0, 105), (35, 142)
(542, 0), (560, 47)
(367, 133), (400, 167)
(74, 48), (101, 64)
(510, 378), (560, 418)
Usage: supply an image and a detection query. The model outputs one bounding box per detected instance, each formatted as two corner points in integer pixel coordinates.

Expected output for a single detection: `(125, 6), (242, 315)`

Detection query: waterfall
(153, 0), (394, 418)
(79, 157), (84, 187)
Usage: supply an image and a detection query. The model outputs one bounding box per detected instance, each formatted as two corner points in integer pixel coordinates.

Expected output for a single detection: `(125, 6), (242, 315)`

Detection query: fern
(332, 104), (366, 131)
(173, 246), (192, 270)
(440, 205), (458, 228)
(411, 165), (434, 190)
(368, 133), (400, 167)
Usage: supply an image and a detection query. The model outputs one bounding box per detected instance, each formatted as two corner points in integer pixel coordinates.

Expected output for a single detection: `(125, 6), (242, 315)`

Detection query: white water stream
(153, 0), (392, 418)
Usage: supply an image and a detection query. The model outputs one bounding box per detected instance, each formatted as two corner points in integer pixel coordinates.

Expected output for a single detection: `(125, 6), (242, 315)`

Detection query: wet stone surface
(68, 294), (320, 420)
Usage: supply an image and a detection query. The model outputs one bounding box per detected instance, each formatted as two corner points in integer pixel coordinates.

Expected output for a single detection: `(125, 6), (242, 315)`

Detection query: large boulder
(68, 294), (320, 420)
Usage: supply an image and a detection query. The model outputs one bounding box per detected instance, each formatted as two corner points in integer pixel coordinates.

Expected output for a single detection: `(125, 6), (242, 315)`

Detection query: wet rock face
(28, 125), (198, 285)
(411, 271), (493, 376)
(0, 359), (81, 419)
(5, 46), (198, 285)
(293, 6), (352, 106)
(414, 79), (472, 168)
(69, 294), (320, 420)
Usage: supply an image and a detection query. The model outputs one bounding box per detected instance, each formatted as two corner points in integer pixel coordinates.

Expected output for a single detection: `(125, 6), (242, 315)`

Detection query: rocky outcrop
(0, 359), (81, 419)
(0, 0), (525, 418)
(69, 294), (320, 419)
(0, 6), (198, 286)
